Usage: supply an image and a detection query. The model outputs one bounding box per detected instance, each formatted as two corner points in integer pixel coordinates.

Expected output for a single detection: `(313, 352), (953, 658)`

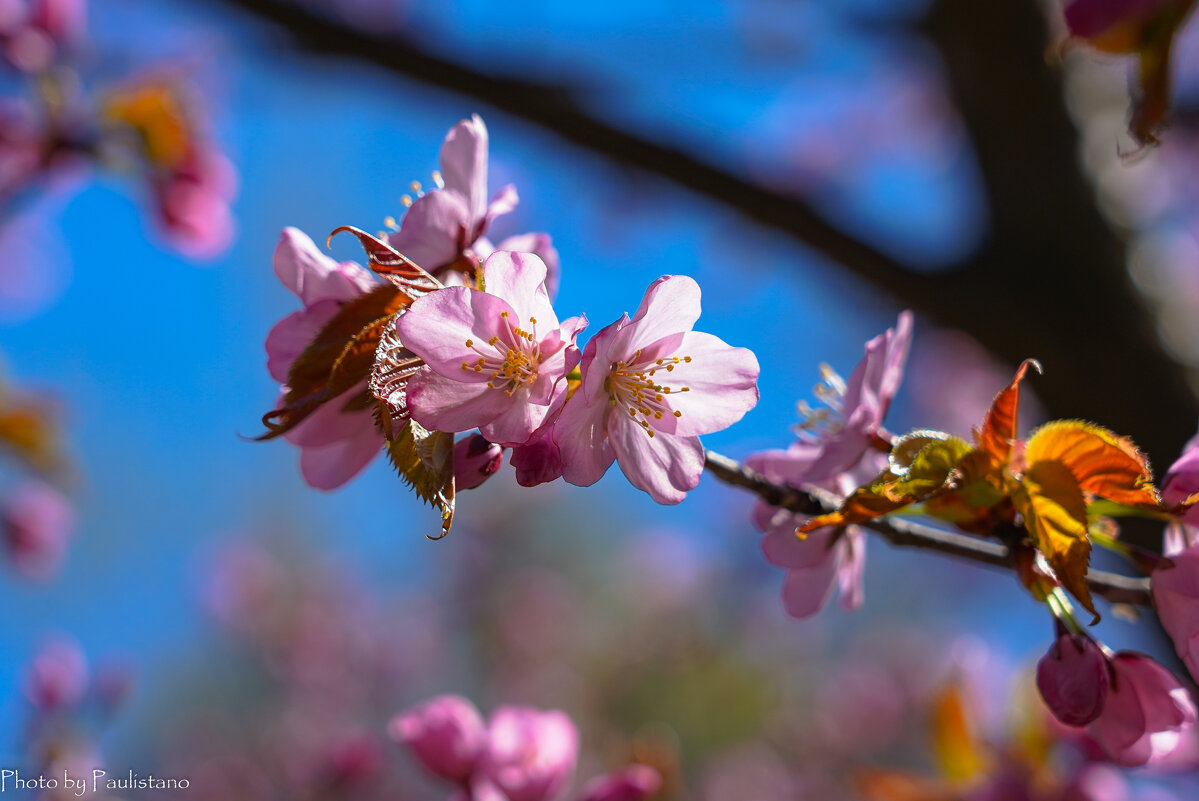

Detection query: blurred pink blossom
(1084, 652), (1196, 766)
(1, 479), (73, 579)
(578, 765), (660, 801)
(390, 694), (489, 784)
(1037, 632), (1110, 726)
(482, 706), (578, 801)
(24, 635), (87, 711)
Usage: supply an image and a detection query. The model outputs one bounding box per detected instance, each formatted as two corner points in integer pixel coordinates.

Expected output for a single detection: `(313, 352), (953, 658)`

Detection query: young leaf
(1024, 420), (1158, 508)
(329, 226), (443, 299)
(974, 359), (1040, 469)
(384, 417), (456, 539)
(1012, 460), (1096, 620)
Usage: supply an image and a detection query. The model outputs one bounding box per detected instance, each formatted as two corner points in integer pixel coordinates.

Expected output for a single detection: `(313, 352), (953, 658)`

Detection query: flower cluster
(392, 695), (660, 801)
(262, 115), (759, 529)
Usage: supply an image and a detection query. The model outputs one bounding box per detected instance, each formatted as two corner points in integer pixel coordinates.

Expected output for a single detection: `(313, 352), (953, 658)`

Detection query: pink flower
(1152, 548), (1199, 682)
(1036, 632), (1110, 726)
(1, 479), (72, 579)
(1084, 652), (1196, 766)
(389, 115), (559, 293)
(265, 227), (382, 490)
(792, 311), (912, 486)
(746, 443), (875, 618)
(454, 433), (504, 490)
(578, 765), (661, 801)
(1162, 432), (1199, 526)
(0, 0), (85, 73)
(25, 635), (87, 710)
(397, 251), (585, 447)
(154, 146), (237, 260)
(389, 694), (489, 784)
(481, 706), (578, 801)
(556, 275), (759, 504)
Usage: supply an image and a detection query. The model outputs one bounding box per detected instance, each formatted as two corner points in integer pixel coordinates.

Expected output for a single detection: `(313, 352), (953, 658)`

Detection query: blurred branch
(211, 0), (1196, 468)
(703, 450), (1153, 607)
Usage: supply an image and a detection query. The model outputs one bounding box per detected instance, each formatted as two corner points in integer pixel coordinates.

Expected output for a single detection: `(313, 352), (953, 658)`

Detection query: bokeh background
(3, 0), (1199, 797)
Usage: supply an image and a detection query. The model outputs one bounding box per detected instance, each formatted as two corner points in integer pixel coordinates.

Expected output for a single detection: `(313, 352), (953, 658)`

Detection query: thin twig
(703, 450), (1153, 607)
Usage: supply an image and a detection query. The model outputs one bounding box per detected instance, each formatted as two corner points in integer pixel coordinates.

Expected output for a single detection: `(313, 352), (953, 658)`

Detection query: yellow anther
(683, 356), (692, 363)
(401, 194), (413, 207)
(530, 316), (537, 324)
(500, 311), (509, 318)
(384, 216), (398, 230)
(410, 180), (422, 193)
(488, 336), (498, 345)
(465, 339), (474, 347)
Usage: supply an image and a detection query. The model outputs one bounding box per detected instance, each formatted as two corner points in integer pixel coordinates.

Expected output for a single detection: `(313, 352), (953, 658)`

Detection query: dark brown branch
(703, 450), (1153, 607)
(209, 0), (1196, 468)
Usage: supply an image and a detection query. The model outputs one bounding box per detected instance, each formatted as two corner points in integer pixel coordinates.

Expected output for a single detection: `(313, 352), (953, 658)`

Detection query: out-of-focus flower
(397, 251), (585, 446)
(389, 115), (559, 293)
(482, 706), (578, 801)
(1162, 432), (1199, 525)
(1152, 546), (1199, 681)
(389, 694), (489, 784)
(103, 78), (236, 258)
(25, 635), (87, 711)
(747, 443), (871, 618)
(578, 765), (661, 801)
(791, 311), (911, 486)
(1036, 632), (1110, 726)
(556, 275), (759, 504)
(1084, 652), (1196, 766)
(1, 479), (72, 579)
(264, 227), (382, 490)
(0, 0), (86, 73)
(454, 433), (504, 490)
(1064, 0), (1199, 145)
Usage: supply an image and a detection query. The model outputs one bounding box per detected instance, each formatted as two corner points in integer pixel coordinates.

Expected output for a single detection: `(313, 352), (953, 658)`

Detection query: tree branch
(703, 450), (1153, 607)
(208, 0), (1197, 467)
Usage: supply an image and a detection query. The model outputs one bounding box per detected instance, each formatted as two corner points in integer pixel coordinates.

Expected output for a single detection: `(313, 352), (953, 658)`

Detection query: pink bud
(510, 427), (564, 488)
(1, 480), (73, 580)
(1037, 632), (1110, 726)
(389, 694), (488, 783)
(1085, 652), (1196, 766)
(1152, 549), (1199, 682)
(25, 635), (87, 711)
(454, 434), (503, 490)
(482, 706), (577, 801)
(579, 765), (661, 801)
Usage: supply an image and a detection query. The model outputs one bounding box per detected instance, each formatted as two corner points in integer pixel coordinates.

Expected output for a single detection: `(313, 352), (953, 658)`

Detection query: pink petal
(480, 388), (554, 448)
(841, 311), (912, 427)
(479, 250), (557, 332)
(496, 232), (560, 299)
(388, 189), (471, 272)
(484, 184), (519, 228)
(664, 331), (760, 437)
(274, 227), (372, 307)
(396, 286), (513, 379)
(837, 529), (866, 611)
(297, 422), (381, 491)
(556, 392), (616, 488)
(614, 275), (702, 357)
(762, 523), (837, 570)
(608, 415), (704, 504)
(439, 114), (490, 222)
(781, 557), (839, 619)
(406, 367), (512, 435)
(265, 300), (341, 383)
(285, 389), (375, 448)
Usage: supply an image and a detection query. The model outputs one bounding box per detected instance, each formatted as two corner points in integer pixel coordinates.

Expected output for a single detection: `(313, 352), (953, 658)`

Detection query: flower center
(459, 311), (542, 396)
(604, 349), (691, 438)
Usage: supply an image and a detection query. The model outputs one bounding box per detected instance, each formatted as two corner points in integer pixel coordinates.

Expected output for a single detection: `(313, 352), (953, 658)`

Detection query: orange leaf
(974, 359), (1040, 469)
(932, 682), (987, 783)
(1024, 420), (1158, 508)
(1012, 460), (1096, 620)
(797, 473), (912, 534)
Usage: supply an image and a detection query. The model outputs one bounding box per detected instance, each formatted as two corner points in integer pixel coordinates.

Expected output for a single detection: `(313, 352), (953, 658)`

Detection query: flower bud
(1037, 632), (1109, 726)
(2, 481), (73, 580)
(454, 434), (503, 490)
(1086, 652), (1196, 766)
(25, 635), (87, 711)
(389, 694), (488, 783)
